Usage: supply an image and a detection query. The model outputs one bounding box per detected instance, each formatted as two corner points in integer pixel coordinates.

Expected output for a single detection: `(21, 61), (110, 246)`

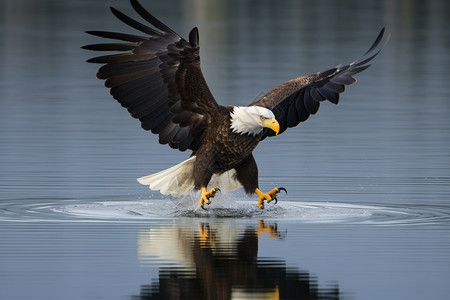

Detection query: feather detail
(137, 156), (241, 196)
(83, 0), (219, 152)
(250, 27), (389, 140)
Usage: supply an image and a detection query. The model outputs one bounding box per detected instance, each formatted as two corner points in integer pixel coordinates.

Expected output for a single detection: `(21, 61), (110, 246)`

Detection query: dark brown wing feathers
(83, 0), (218, 151)
(251, 27), (389, 138)
(84, 0), (387, 148)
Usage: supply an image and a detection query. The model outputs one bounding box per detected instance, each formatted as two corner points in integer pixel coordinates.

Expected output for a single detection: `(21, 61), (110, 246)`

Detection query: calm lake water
(1, 0), (450, 299)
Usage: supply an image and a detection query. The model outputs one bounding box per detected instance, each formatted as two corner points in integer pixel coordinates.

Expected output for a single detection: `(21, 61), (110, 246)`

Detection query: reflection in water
(135, 220), (339, 299)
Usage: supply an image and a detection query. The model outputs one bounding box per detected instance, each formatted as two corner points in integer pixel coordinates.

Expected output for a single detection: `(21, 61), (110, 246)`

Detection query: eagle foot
(200, 187), (220, 210)
(255, 187), (287, 210)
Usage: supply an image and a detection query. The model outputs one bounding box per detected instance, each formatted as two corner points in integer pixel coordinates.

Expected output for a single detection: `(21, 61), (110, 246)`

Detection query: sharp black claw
(278, 187), (287, 194)
(273, 197), (278, 204)
(201, 205), (207, 211)
(215, 188), (221, 193)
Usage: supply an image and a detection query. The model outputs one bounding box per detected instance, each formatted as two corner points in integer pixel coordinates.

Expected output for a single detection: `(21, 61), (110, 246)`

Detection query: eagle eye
(260, 116), (267, 121)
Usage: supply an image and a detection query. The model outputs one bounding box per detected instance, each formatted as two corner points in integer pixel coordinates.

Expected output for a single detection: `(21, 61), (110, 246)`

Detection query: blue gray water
(1, 0), (450, 299)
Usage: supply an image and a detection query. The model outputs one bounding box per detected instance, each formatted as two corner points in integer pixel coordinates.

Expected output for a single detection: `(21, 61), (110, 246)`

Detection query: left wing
(250, 28), (389, 139)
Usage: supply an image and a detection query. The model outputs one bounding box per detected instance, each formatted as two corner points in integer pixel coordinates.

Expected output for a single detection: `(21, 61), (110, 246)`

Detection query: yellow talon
(255, 187), (286, 209)
(200, 187), (218, 209)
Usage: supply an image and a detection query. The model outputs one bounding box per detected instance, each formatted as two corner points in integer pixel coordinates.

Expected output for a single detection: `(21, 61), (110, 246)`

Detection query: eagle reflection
(135, 220), (339, 299)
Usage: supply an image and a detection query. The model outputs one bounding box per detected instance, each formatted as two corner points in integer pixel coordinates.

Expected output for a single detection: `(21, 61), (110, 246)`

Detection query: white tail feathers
(137, 156), (242, 196)
(137, 156), (196, 196)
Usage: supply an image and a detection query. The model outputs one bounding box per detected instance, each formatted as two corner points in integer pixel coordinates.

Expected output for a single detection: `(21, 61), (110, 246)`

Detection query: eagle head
(230, 106), (280, 136)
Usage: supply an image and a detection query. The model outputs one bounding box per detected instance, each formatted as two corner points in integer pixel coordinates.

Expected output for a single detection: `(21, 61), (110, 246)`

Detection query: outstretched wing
(250, 28), (389, 139)
(83, 0), (219, 151)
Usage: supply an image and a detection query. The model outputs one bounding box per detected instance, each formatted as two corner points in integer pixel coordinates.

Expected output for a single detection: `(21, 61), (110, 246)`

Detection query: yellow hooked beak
(262, 118), (280, 135)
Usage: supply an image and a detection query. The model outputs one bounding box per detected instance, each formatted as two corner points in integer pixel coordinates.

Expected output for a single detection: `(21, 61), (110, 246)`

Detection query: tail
(137, 156), (242, 196)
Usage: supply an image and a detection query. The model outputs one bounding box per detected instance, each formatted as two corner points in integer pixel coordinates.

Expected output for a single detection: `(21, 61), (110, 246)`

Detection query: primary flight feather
(83, 0), (388, 209)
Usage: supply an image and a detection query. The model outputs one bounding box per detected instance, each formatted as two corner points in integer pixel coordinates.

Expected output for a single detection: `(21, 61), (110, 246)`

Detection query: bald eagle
(83, 0), (388, 209)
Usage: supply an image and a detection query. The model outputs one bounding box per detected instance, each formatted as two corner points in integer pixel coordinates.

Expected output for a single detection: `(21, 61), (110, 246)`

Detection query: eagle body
(84, 0), (388, 209)
(192, 106), (262, 194)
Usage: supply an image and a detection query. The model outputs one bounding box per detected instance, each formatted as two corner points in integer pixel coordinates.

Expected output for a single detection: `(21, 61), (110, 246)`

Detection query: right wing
(82, 0), (219, 151)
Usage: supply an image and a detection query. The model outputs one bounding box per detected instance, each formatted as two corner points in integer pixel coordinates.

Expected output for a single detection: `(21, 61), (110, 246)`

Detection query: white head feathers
(230, 106), (276, 136)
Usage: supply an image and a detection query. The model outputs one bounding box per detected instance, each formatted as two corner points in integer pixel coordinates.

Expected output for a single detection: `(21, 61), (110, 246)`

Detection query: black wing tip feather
(352, 27), (390, 67)
(334, 27), (388, 80)
(109, 6), (122, 18)
(189, 27), (199, 48)
(129, 0), (180, 38)
(365, 27), (387, 56)
(109, 6), (161, 37)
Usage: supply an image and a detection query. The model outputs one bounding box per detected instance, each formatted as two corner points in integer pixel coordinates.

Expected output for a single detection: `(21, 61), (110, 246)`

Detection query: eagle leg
(200, 187), (219, 210)
(255, 187), (287, 209)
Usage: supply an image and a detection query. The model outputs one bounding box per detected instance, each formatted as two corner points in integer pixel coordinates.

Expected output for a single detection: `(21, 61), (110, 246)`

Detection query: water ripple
(1, 196), (449, 226)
